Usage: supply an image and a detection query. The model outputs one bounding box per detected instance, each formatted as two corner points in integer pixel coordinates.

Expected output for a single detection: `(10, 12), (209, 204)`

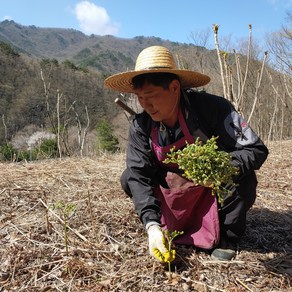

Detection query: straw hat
(104, 46), (210, 93)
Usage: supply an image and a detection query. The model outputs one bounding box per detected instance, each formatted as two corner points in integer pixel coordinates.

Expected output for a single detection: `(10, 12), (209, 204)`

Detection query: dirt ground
(0, 140), (291, 291)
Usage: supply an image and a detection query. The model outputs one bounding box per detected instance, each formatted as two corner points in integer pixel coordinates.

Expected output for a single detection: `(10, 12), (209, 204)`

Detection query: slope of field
(0, 141), (291, 291)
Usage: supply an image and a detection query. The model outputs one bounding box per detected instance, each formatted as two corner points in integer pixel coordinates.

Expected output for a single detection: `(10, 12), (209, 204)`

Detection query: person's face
(135, 80), (181, 127)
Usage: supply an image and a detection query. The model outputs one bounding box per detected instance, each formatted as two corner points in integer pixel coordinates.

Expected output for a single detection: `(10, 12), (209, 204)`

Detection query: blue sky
(1, 0), (291, 47)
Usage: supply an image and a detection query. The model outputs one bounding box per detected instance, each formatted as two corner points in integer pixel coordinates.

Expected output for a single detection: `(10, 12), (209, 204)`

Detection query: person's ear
(169, 79), (181, 94)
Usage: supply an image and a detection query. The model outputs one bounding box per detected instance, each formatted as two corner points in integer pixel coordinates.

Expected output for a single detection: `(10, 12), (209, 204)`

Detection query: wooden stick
(115, 98), (136, 116)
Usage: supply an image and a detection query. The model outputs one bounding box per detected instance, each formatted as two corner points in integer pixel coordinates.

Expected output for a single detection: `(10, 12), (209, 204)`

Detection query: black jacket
(124, 89), (269, 226)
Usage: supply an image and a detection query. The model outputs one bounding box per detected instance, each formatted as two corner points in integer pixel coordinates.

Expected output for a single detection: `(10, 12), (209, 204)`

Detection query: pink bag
(155, 172), (220, 249)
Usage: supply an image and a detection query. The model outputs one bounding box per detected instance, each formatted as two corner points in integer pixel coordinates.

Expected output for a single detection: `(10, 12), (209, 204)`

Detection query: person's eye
(148, 94), (156, 100)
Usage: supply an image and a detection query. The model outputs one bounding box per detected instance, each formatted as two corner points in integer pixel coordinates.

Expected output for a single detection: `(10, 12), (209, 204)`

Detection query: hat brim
(104, 68), (210, 93)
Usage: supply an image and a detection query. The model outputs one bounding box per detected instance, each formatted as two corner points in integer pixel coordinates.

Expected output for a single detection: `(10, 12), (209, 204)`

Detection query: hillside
(0, 140), (291, 291)
(0, 21), (224, 92)
(0, 20), (212, 76)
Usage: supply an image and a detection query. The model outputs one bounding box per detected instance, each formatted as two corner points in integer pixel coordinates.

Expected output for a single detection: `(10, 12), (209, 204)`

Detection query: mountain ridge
(0, 20), (212, 76)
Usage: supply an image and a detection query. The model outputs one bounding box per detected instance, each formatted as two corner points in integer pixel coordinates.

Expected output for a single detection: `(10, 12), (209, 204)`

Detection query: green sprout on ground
(164, 136), (239, 206)
(163, 230), (184, 274)
(55, 200), (76, 256)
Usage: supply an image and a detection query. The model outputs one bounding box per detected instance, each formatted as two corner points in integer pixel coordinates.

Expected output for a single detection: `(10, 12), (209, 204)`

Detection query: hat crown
(135, 46), (177, 71)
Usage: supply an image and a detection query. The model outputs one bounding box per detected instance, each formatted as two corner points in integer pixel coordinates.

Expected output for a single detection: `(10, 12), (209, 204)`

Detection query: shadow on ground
(242, 207), (292, 253)
(170, 207), (292, 277)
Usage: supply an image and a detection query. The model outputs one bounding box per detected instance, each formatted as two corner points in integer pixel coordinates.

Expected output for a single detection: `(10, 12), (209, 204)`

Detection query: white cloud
(74, 1), (119, 36)
(2, 15), (13, 21)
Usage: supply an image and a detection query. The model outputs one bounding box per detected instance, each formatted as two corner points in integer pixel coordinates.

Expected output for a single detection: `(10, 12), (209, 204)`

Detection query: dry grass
(0, 141), (291, 291)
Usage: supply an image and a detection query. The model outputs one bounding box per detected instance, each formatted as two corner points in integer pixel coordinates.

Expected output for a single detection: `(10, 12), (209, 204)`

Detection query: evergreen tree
(96, 119), (119, 153)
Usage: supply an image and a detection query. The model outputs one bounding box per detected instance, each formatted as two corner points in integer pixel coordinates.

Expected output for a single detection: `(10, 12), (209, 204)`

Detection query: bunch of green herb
(164, 136), (238, 205)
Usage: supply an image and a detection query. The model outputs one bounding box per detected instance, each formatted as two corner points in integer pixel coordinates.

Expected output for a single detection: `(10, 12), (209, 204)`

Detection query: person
(104, 46), (268, 262)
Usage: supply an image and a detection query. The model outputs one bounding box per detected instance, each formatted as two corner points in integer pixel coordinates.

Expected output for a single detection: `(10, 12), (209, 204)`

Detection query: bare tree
(213, 24), (228, 99)
(247, 51), (268, 123)
(188, 27), (213, 75)
(212, 24), (252, 110)
(212, 23), (276, 138)
(189, 27), (212, 49)
(264, 12), (292, 139)
(73, 104), (90, 157)
(2, 114), (7, 142)
(41, 69), (83, 157)
(266, 12), (292, 78)
(56, 89), (62, 159)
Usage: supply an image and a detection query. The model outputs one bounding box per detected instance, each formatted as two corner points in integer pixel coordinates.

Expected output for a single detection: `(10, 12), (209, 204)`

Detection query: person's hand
(199, 179), (214, 188)
(147, 224), (176, 263)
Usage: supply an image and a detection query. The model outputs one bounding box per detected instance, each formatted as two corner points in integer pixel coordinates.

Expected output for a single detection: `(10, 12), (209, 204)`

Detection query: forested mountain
(0, 20), (290, 155)
(0, 20), (218, 78)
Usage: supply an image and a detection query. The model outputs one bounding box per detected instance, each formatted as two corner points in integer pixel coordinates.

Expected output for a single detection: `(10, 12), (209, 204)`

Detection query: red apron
(152, 110), (220, 249)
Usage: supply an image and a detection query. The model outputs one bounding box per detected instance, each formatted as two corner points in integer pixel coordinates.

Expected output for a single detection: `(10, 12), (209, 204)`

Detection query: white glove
(147, 223), (175, 262)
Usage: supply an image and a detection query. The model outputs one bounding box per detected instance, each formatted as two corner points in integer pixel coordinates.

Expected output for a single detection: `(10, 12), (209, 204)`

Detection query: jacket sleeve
(222, 109), (268, 179)
(125, 113), (162, 226)
(189, 92), (269, 180)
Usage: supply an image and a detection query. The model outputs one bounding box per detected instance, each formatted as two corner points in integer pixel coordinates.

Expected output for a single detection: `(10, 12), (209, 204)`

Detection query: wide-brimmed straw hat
(104, 46), (210, 93)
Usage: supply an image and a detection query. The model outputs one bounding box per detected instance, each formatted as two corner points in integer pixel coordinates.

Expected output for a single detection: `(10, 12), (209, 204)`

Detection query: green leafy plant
(0, 139), (58, 162)
(163, 230), (184, 273)
(164, 136), (238, 206)
(37, 138), (58, 158)
(0, 143), (15, 161)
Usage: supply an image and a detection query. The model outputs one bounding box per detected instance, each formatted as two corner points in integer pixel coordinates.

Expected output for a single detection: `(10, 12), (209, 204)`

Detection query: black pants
(217, 172), (257, 247)
(120, 169), (257, 247)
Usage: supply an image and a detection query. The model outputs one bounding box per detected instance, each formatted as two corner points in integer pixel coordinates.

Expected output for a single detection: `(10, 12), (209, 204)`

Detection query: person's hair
(132, 73), (180, 90)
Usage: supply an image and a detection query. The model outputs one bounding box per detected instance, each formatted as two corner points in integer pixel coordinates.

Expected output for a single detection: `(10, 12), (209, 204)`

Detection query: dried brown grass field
(0, 141), (291, 291)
